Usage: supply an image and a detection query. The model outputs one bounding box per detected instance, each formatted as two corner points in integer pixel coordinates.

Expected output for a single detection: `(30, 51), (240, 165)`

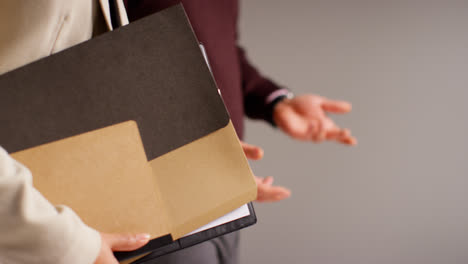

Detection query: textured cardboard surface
(149, 121), (257, 240)
(0, 5), (228, 160)
(12, 121), (171, 238)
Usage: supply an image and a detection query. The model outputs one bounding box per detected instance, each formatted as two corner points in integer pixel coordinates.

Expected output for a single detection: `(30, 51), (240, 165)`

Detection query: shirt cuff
(265, 88), (293, 105)
(265, 89), (294, 127)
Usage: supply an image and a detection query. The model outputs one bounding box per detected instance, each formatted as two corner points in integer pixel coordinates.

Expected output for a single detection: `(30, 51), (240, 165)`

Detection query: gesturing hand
(273, 94), (357, 145)
(94, 232), (150, 264)
(241, 141), (291, 203)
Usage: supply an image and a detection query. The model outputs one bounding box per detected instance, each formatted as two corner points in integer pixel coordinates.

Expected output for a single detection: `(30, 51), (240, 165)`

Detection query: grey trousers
(148, 232), (239, 264)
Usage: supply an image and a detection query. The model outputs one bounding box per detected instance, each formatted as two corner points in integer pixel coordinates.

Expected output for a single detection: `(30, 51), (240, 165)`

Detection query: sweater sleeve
(0, 147), (101, 264)
(238, 46), (287, 121)
(0, 1), (102, 262)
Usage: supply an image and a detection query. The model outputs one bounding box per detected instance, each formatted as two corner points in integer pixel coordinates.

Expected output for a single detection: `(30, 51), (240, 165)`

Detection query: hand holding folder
(0, 5), (257, 262)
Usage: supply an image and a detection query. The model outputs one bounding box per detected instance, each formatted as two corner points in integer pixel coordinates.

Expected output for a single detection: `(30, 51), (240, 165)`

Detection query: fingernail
(136, 233), (150, 242)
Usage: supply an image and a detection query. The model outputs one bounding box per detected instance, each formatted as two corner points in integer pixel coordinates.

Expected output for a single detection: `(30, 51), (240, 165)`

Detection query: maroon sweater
(124, 0), (282, 139)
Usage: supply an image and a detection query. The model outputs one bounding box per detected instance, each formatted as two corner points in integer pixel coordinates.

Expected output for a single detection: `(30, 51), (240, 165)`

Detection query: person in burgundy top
(124, 1), (357, 264)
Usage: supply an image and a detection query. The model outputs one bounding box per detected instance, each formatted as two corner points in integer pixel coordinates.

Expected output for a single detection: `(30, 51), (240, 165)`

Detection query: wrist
(265, 90), (294, 127)
(272, 95), (290, 115)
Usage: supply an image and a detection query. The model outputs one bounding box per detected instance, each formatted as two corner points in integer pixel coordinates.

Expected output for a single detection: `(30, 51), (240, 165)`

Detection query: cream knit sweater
(0, 0), (126, 263)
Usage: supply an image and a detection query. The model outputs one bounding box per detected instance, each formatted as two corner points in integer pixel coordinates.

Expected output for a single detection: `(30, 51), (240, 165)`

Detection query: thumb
(103, 233), (150, 252)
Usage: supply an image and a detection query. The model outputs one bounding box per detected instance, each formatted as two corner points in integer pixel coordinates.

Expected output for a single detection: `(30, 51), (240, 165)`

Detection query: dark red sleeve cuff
(239, 47), (285, 122)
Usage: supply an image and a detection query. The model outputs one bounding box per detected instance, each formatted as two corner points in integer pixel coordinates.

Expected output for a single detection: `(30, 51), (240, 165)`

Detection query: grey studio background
(237, 1), (468, 264)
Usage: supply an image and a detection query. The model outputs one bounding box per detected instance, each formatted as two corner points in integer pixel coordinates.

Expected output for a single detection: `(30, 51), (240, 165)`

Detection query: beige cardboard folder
(12, 120), (256, 242)
(12, 121), (169, 237)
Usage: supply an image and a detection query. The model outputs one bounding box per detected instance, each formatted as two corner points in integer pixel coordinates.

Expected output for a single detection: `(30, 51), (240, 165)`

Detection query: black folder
(0, 4), (256, 262)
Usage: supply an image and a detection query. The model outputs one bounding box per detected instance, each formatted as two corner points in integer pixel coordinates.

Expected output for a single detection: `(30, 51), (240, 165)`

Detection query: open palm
(273, 94), (357, 145)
